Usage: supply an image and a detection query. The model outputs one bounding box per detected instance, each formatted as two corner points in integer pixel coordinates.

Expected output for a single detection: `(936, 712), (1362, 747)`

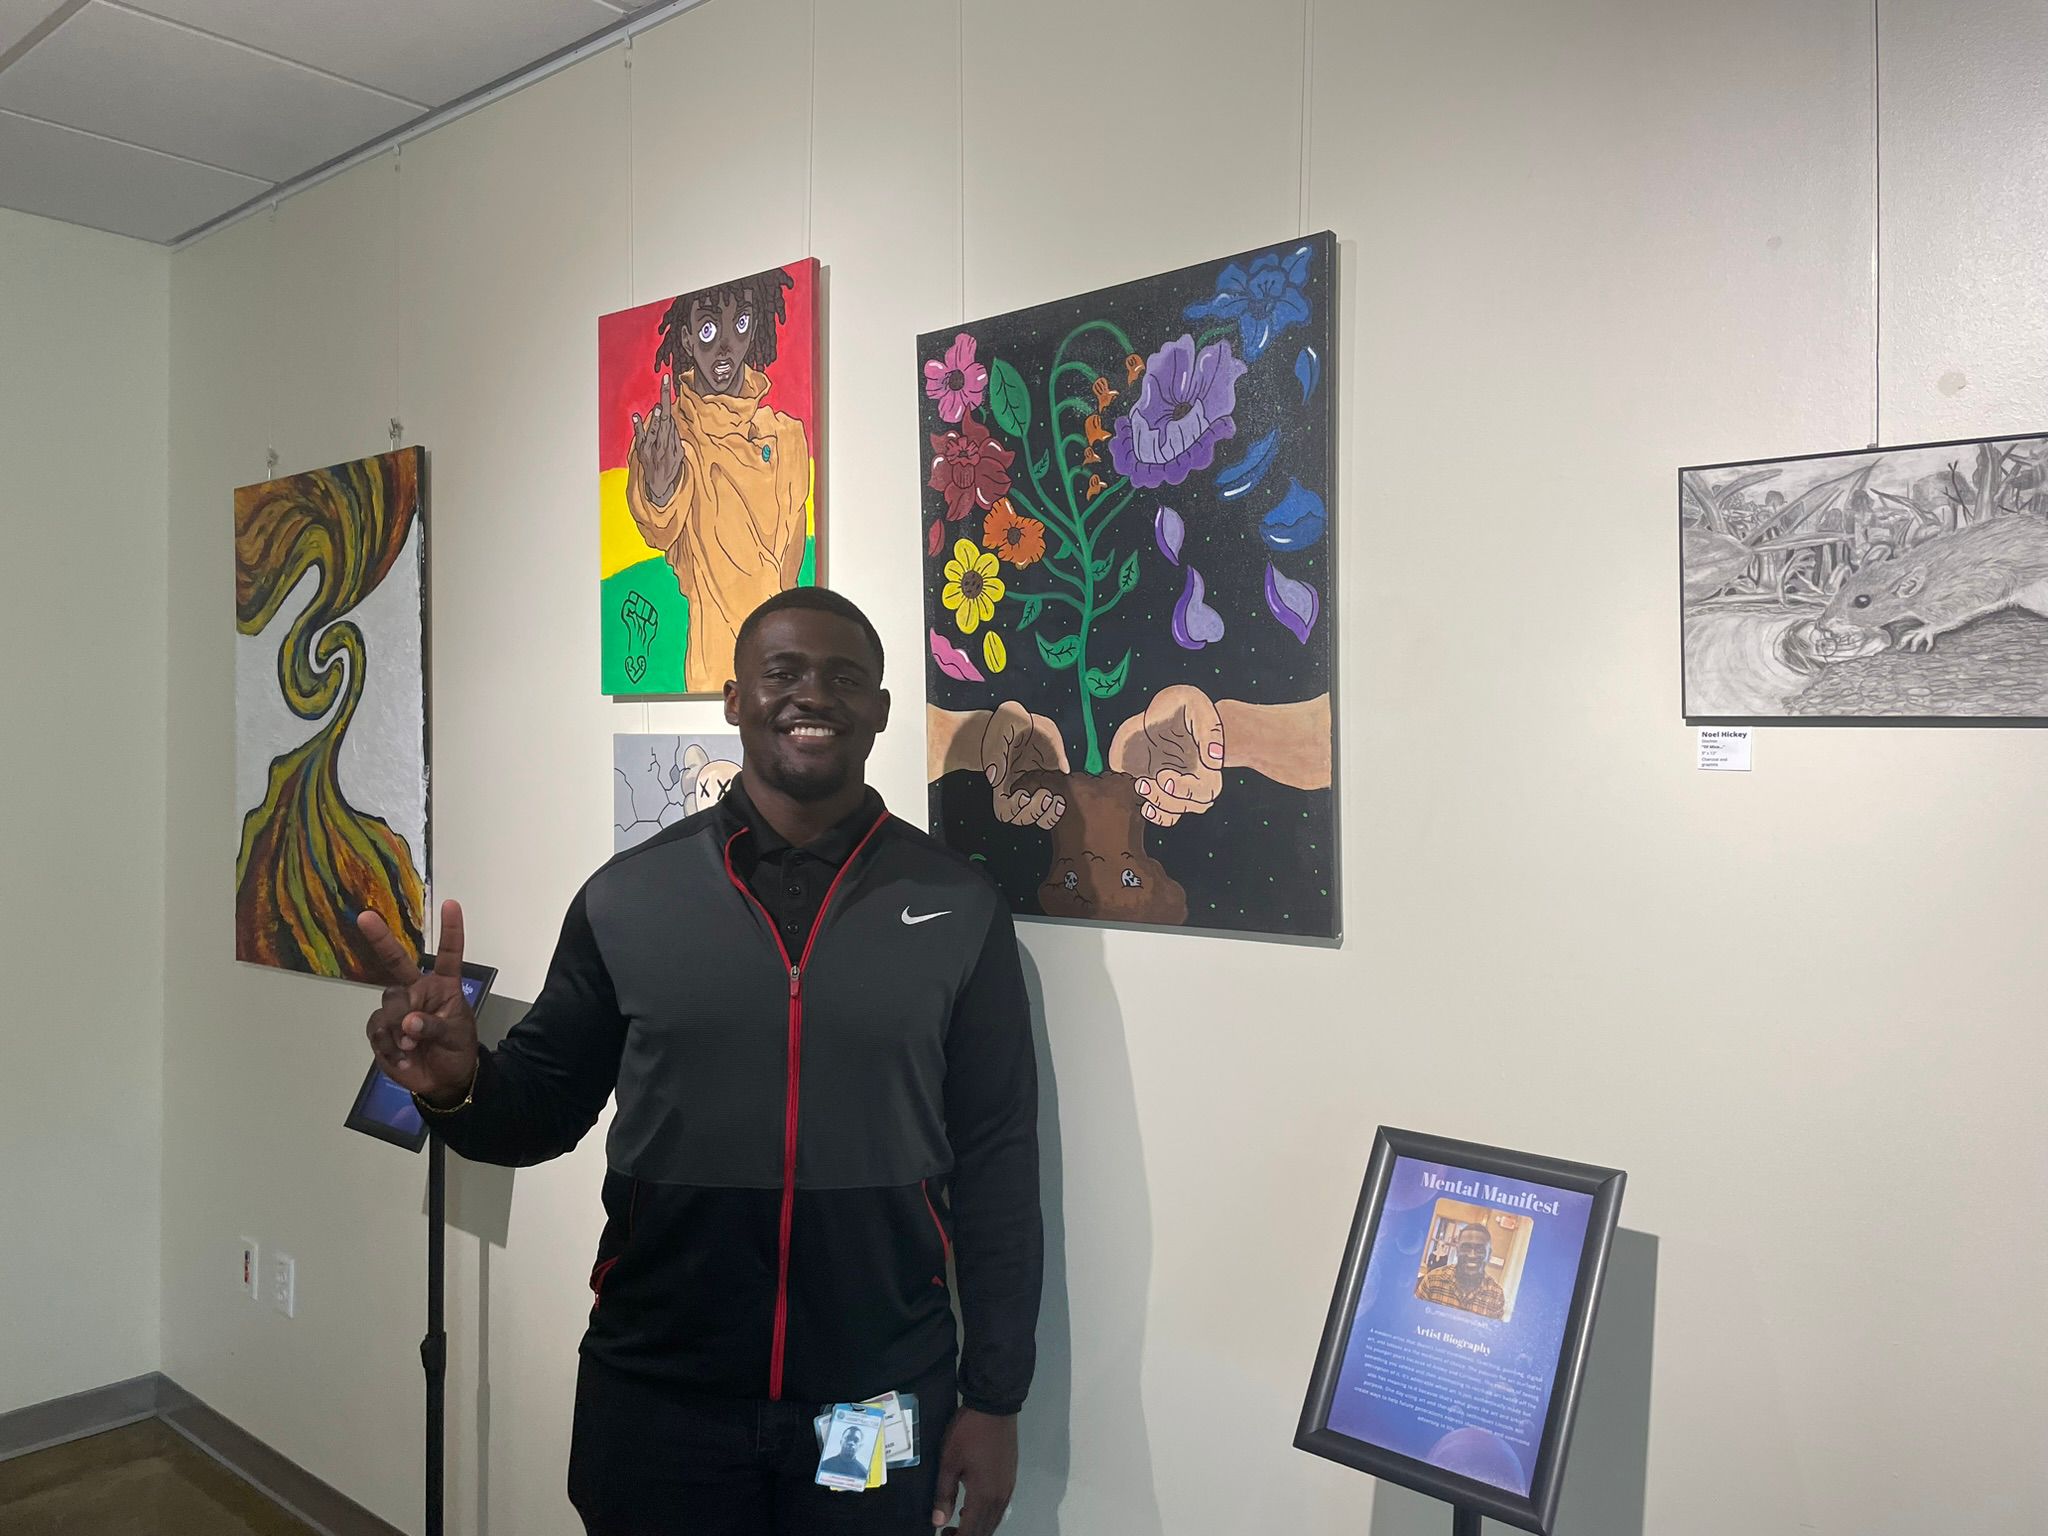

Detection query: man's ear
(723, 680), (741, 726)
(874, 687), (892, 733)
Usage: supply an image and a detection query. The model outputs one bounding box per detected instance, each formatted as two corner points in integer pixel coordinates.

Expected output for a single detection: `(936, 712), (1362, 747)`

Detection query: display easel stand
(421, 1133), (448, 1536)
(1450, 1506), (1480, 1536)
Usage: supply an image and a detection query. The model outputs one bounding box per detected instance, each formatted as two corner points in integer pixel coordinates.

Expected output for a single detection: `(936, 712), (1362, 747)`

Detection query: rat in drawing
(1815, 514), (2048, 653)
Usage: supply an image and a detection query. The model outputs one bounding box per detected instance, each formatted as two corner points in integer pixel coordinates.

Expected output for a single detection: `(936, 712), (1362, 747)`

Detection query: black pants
(567, 1354), (957, 1535)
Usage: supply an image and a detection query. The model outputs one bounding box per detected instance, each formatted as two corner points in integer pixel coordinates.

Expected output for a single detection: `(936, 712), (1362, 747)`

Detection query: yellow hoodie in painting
(625, 365), (811, 692)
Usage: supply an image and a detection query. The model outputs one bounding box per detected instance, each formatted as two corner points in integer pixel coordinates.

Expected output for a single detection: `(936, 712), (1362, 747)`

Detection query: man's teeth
(789, 725), (838, 737)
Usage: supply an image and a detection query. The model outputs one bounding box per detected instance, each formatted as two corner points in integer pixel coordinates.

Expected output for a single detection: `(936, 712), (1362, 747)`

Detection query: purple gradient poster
(1326, 1157), (1595, 1496)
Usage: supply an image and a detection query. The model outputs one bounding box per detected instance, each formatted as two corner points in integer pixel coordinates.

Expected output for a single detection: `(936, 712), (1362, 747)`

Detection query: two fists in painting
(359, 901), (478, 1110)
(978, 685), (1225, 831)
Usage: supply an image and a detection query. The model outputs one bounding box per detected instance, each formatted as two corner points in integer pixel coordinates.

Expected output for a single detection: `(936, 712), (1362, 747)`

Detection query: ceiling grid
(0, 0), (632, 243)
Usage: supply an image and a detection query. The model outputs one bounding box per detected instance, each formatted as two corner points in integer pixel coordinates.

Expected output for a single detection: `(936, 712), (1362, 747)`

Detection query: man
(360, 588), (1040, 1536)
(818, 1423), (875, 1486)
(1415, 1223), (1507, 1320)
(625, 269), (812, 693)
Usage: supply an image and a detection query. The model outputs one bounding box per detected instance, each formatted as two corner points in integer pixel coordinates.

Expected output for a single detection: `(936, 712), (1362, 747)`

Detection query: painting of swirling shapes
(233, 447), (428, 981)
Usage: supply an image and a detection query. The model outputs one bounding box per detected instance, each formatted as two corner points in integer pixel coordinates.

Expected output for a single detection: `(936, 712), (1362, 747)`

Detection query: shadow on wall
(1013, 938), (1164, 1536)
(1365, 1228), (1659, 1536)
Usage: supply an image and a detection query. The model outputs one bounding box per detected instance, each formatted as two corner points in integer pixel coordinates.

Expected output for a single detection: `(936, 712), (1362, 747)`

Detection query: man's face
(724, 609), (888, 803)
(687, 290), (757, 395)
(1455, 1230), (1491, 1283)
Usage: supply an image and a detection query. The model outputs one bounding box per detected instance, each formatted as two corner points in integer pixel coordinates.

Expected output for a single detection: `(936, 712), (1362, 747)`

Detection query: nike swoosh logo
(900, 906), (951, 926)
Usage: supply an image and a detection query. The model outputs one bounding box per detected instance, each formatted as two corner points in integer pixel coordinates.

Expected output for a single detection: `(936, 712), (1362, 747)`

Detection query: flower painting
(917, 233), (1339, 940)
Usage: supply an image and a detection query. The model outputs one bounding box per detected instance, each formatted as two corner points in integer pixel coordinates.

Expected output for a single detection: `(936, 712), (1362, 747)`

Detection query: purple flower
(1108, 335), (1248, 490)
(1183, 245), (1312, 362)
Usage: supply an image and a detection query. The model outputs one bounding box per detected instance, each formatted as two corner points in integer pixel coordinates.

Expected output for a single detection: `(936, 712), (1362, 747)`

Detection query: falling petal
(983, 631), (1008, 674)
(930, 627), (985, 682)
(1294, 345), (1322, 403)
(1171, 566), (1226, 649)
(927, 519), (945, 558)
(1154, 505), (1185, 565)
(1265, 562), (1320, 643)
(1215, 428), (1280, 499)
(1260, 477), (1327, 551)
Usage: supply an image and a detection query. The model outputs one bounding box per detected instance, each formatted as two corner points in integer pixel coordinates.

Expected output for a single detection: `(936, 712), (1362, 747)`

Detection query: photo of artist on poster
(1297, 1130), (1624, 1536)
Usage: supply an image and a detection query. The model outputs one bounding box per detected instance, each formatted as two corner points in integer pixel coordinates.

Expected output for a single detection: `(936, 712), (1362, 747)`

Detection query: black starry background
(920, 233), (1338, 940)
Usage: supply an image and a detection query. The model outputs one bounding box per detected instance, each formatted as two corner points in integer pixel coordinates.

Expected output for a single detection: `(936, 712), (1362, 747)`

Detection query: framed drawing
(234, 447), (428, 982)
(1297, 1128), (1624, 1534)
(613, 732), (742, 852)
(599, 257), (820, 697)
(919, 234), (1338, 938)
(1681, 432), (2048, 721)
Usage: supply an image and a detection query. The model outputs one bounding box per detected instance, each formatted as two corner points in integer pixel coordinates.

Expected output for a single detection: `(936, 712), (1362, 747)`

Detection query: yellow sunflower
(941, 539), (1005, 634)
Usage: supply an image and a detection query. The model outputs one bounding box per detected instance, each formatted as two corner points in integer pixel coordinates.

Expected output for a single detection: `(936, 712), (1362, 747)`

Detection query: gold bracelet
(414, 1057), (480, 1117)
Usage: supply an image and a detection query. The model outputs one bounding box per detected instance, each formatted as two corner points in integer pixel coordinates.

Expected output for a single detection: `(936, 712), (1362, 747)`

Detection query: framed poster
(598, 257), (821, 697)
(1680, 431), (2048, 721)
(234, 447), (428, 982)
(918, 234), (1337, 939)
(342, 962), (496, 1152)
(1297, 1128), (1624, 1534)
(613, 732), (742, 852)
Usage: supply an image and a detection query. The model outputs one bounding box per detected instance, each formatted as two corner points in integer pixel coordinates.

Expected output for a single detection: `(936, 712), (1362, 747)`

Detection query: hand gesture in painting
(981, 699), (1068, 829)
(1109, 684), (1225, 827)
(359, 899), (479, 1108)
(631, 371), (687, 506)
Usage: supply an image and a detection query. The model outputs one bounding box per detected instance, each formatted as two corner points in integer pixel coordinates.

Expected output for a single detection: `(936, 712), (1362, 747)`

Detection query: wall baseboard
(0, 1374), (403, 1536)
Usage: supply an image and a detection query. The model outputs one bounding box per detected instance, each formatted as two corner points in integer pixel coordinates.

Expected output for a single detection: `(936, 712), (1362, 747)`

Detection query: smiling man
(358, 588), (1041, 1536)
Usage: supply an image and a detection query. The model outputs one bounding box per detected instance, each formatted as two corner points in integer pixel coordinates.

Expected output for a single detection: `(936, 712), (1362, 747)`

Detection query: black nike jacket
(430, 787), (1042, 1415)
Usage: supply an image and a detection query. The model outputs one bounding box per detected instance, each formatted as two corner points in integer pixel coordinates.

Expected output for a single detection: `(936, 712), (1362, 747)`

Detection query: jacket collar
(717, 774), (887, 867)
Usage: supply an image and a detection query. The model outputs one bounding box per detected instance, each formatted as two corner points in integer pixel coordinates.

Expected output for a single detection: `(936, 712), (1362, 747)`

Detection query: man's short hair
(1456, 1223), (1492, 1246)
(733, 587), (886, 680)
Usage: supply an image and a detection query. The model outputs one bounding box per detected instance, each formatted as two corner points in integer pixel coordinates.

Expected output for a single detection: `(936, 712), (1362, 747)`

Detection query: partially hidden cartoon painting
(614, 733), (743, 852)
(920, 234), (1338, 939)
(599, 258), (820, 696)
(234, 447), (428, 981)
(1681, 433), (2048, 720)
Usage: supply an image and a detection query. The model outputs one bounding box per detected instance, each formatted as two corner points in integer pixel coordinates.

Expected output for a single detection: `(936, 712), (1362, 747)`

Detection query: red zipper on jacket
(723, 811), (890, 1400)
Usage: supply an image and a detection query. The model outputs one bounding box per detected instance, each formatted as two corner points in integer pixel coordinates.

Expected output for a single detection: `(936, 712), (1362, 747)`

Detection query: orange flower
(1124, 352), (1145, 385)
(1091, 376), (1118, 411)
(1084, 474), (1106, 501)
(982, 497), (1047, 567)
(1082, 412), (1111, 465)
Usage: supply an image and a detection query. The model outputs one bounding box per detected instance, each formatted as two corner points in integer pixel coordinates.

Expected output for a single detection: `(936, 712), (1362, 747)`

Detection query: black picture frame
(1678, 429), (2048, 726)
(342, 961), (497, 1153)
(1295, 1127), (1625, 1534)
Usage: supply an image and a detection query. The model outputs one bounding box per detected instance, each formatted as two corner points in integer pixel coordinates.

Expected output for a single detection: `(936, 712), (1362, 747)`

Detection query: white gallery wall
(0, 207), (168, 1415)
(158, 1), (2047, 1533)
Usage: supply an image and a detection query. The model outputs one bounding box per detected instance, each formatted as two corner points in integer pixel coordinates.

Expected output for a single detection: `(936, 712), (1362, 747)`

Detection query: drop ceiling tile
(0, 2), (419, 181)
(119, 0), (626, 106)
(0, 0), (71, 59)
(0, 108), (268, 241)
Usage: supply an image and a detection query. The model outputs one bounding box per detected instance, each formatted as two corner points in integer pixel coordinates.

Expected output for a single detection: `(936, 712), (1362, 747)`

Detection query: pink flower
(923, 333), (988, 424)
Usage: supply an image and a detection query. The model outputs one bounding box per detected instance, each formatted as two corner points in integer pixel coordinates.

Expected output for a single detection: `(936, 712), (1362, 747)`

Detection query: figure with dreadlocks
(626, 267), (811, 691)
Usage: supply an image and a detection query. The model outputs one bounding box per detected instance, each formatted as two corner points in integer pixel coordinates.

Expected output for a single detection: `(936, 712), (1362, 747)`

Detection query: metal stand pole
(1451, 1507), (1481, 1536)
(422, 1134), (447, 1536)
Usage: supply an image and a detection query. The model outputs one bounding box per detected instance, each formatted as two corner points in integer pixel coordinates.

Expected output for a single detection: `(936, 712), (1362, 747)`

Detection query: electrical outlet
(271, 1252), (296, 1319)
(239, 1237), (260, 1299)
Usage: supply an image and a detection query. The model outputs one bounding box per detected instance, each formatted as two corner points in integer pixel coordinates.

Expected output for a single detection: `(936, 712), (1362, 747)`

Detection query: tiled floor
(0, 1420), (319, 1536)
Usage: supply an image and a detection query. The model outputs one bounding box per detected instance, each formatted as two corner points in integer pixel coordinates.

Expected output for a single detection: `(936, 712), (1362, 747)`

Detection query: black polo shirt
(720, 775), (886, 953)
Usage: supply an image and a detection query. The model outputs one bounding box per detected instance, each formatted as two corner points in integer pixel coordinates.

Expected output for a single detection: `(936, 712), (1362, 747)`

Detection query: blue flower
(1183, 244), (1312, 362)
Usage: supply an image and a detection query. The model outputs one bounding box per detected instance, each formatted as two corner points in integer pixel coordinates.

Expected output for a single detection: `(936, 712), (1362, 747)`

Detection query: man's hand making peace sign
(359, 899), (479, 1109)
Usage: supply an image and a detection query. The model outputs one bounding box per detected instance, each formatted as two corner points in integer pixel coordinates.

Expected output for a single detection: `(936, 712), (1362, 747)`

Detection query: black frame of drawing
(1295, 1127), (1625, 1534)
